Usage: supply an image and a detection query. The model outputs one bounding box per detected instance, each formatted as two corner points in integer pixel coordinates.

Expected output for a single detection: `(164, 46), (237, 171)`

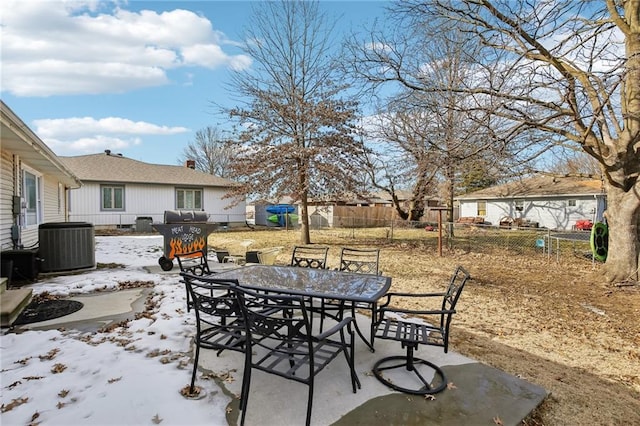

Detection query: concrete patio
(199, 318), (547, 425)
(14, 262), (547, 426)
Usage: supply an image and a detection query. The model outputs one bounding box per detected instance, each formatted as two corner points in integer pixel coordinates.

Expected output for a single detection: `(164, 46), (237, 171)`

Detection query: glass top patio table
(213, 264), (391, 303)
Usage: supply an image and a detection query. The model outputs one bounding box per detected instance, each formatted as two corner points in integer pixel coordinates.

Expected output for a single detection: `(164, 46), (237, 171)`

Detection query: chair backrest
(234, 287), (315, 380)
(290, 245), (329, 269)
(181, 273), (244, 351)
(440, 266), (471, 333)
(338, 247), (380, 275)
(175, 249), (211, 276)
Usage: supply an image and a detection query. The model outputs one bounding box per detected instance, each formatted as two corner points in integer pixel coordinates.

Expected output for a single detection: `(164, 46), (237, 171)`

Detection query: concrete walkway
(17, 262), (548, 425)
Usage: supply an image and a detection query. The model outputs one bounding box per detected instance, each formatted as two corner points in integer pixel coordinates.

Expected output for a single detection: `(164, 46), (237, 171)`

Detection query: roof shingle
(456, 176), (604, 200)
(60, 153), (236, 187)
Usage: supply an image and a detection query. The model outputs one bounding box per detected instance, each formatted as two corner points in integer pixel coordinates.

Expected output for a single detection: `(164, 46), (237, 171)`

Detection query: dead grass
(208, 227), (640, 425)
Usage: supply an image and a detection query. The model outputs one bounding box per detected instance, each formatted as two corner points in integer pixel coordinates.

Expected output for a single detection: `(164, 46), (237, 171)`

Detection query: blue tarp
(266, 205), (297, 226)
(266, 205), (295, 214)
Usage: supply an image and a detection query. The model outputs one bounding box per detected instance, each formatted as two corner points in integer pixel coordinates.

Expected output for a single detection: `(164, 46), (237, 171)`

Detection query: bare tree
(361, 108), (441, 222)
(224, 0), (366, 244)
(347, 1), (640, 283)
(178, 126), (235, 177)
(391, 0), (639, 284)
(543, 149), (603, 178)
(347, 18), (521, 225)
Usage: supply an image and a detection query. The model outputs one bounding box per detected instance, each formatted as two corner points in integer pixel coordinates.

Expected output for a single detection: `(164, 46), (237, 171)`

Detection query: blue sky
(1, 0), (389, 165)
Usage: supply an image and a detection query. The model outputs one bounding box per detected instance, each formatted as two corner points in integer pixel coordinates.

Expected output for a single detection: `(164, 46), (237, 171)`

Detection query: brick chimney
(185, 160), (196, 169)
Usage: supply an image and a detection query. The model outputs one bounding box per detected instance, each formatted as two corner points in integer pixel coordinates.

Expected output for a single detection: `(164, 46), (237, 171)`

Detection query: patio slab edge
(334, 362), (548, 426)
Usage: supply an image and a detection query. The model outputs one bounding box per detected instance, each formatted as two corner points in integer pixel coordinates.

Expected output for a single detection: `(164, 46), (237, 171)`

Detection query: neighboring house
(371, 191), (456, 222)
(60, 151), (246, 228)
(0, 101), (82, 251)
(456, 176), (606, 230)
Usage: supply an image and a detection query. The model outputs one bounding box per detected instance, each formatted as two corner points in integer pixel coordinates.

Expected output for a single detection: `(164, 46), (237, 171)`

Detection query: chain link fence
(308, 216), (596, 264)
(79, 211), (596, 263)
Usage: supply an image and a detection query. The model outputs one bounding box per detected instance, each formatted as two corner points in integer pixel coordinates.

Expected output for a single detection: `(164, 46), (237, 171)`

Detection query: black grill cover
(163, 210), (208, 223)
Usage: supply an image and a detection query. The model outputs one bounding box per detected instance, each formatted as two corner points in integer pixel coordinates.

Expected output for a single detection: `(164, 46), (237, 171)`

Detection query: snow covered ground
(1, 235), (230, 425)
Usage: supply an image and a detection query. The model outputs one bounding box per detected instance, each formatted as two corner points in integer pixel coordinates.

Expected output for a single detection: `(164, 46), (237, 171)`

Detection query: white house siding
(17, 166), (70, 249)
(0, 150), (16, 250)
(1, 153), (70, 250)
(459, 196), (602, 230)
(459, 202), (480, 220)
(68, 182), (246, 226)
(42, 175), (67, 223)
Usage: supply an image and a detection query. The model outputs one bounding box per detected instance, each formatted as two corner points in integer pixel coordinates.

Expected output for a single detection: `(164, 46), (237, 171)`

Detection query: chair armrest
(385, 291), (446, 298)
(380, 307), (456, 316)
(378, 291), (446, 309)
(315, 317), (353, 341)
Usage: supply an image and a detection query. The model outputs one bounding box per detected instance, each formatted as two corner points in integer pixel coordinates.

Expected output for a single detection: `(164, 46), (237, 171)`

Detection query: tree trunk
(604, 5), (640, 283)
(602, 181), (640, 283)
(299, 197), (311, 245)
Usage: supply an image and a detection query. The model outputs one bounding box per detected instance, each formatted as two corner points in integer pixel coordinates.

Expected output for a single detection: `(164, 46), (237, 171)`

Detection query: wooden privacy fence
(308, 205), (459, 228)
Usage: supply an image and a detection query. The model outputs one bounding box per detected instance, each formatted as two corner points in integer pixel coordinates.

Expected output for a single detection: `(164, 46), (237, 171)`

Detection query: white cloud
(34, 117), (189, 138)
(365, 41), (392, 53)
(32, 117), (188, 155)
(0, 0), (252, 97)
(46, 135), (139, 155)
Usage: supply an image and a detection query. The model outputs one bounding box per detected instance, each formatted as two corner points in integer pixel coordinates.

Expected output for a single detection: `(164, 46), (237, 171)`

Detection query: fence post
(547, 229), (551, 261)
(437, 209), (443, 257)
(351, 215), (355, 239)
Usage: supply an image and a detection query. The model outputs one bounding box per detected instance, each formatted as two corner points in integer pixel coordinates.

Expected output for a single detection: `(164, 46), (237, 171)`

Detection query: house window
(567, 199), (577, 207)
(176, 188), (202, 209)
(477, 201), (487, 216)
(515, 200), (524, 212)
(101, 185), (124, 210)
(23, 168), (42, 226)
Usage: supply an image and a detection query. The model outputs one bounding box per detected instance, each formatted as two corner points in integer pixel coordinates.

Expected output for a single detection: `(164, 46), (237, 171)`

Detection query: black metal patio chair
(182, 273), (244, 394)
(290, 245), (329, 269)
(176, 250), (212, 311)
(234, 287), (360, 426)
(337, 247), (381, 274)
(320, 247), (382, 351)
(290, 245), (330, 329)
(372, 265), (470, 395)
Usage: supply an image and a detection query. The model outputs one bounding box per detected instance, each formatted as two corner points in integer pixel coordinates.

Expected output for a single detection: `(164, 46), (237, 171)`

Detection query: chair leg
(239, 360), (252, 425)
(339, 326), (361, 392)
(369, 303), (377, 349)
(185, 289), (191, 312)
(305, 377), (314, 426)
(351, 305), (375, 352)
(318, 299), (325, 332)
(372, 346), (447, 395)
(190, 339), (200, 393)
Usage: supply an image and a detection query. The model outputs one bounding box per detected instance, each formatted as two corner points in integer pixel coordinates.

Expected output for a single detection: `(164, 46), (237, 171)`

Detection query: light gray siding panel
(2, 151), (70, 250)
(459, 202), (478, 219)
(0, 150), (16, 250)
(43, 175), (66, 223)
(204, 188), (246, 224)
(68, 182), (246, 225)
(485, 201), (511, 225)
